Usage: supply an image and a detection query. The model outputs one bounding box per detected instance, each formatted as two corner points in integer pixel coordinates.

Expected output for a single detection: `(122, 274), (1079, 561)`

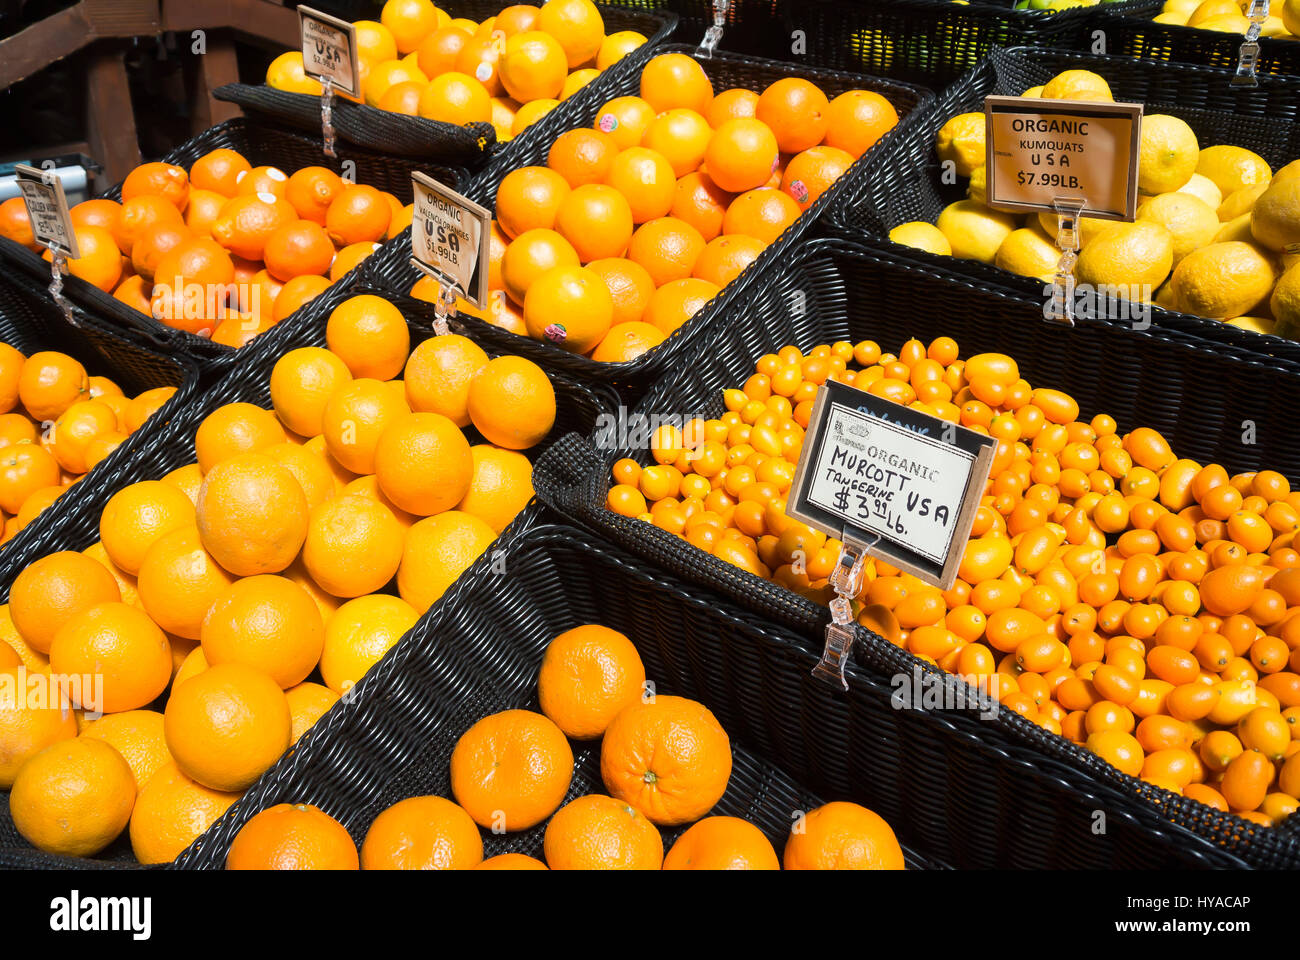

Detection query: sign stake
(298, 5), (361, 159)
(697, 0), (729, 59)
(1233, 0), (1270, 88)
(811, 530), (878, 691)
(14, 163), (79, 325)
(1048, 196), (1085, 325)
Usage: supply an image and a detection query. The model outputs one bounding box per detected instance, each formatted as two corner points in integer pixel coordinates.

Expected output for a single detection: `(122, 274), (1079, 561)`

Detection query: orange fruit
(209, 193), (296, 261)
(593, 95), (655, 150)
(270, 347), (353, 439)
(80, 709), (171, 789)
(722, 187), (801, 244)
(782, 145), (854, 211)
(0, 665), (77, 788)
(640, 52), (713, 114)
(126, 387), (176, 433)
(200, 575), (323, 689)
(208, 313), (267, 350)
(500, 31), (567, 102)
(190, 148), (251, 197)
(196, 453), (310, 576)
(783, 801), (905, 870)
(285, 681), (338, 744)
(283, 166), (345, 225)
(378, 79), (424, 115)
(586, 257), (655, 326)
(456, 444), (533, 532)
(0, 196), (38, 250)
(99, 480), (198, 575)
(354, 17), (399, 64)
(547, 128), (619, 188)
(128, 761), (239, 864)
(496, 4), (541, 37)
(707, 88), (759, 127)
(450, 709), (574, 831)
(605, 147), (677, 224)
(523, 264), (614, 353)
(597, 30), (646, 70)
(226, 803), (358, 870)
(537, 0), (604, 68)
(113, 195), (184, 257)
(544, 794), (663, 869)
(0, 413), (34, 447)
(501, 227), (579, 305)
(627, 216), (706, 287)
(263, 220), (334, 282)
(70, 198), (123, 236)
(416, 25), (472, 76)
(641, 108), (712, 178)
(319, 594), (418, 694)
(12, 484), (63, 531)
(50, 399), (117, 473)
(122, 161), (190, 209)
(663, 816), (780, 870)
(466, 355), (555, 449)
(496, 166), (571, 239)
(130, 221), (192, 281)
(0, 444), (60, 516)
(49, 601), (172, 712)
(600, 694), (731, 825)
(361, 794), (482, 869)
(705, 118), (780, 194)
(331, 240), (380, 282)
(264, 442), (337, 509)
(160, 462), (203, 503)
(234, 165), (289, 200)
(591, 321), (666, 362)
(9, 550), (121, 654)
(165, 662), (291, 792)
(9, 737), (135, 856)
(183, 189), (225, 238)
(195, 401), (287, 472)
(538, 624), (645, 739)
(455, 33), (507, 97)
(403, 334), (488, 427)
(45, 226), (121, 292)
(553, 184), (635, 262)
(325, 184), (392, 246)
(824, 89), (898, 158)
(670, 170), (734, 242)
(756, 77), (829, 154)
(418, 71), (493, 125)
(135, 526), (235, 640)
(302, 494), (405, 598)
(373, 411), (473, 516)
(644, 277), (720, 335)
(476, 853), (548, 869)
(0, 343), (24, 414)
(271, 274), (331, 323)
(149, 238), (239, 335)
(397, 510), (496, 613)
(326, 294), (410, 381)
(693, 234), (764, 287)
(322, 378), (411, 475)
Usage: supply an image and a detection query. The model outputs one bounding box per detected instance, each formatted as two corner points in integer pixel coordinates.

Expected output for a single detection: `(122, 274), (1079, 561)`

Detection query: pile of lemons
(1152, 0), (1300, 37)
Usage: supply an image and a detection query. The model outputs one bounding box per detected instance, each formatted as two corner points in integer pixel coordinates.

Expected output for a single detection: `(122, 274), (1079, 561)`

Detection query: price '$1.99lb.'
(410, 172), (490, 310)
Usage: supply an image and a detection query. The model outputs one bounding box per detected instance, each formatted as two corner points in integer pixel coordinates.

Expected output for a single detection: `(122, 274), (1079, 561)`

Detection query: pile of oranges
(607, 336), (1300, 827)
(219, 623), (905, 869)
(0, 344), (175, 545)
(266, 0), (646, 142)
(0, 293), (559, 862)
(0, 154), (409, 348)
(413, 51), (900, 363)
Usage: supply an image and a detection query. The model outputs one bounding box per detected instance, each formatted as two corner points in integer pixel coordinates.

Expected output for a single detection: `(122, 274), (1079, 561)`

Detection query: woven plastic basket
(827, 45), (1300, 370)
(598, 0), (789, 59)
(0, 117), (467, 372)
(216, 2), (678, 169)
(531, 236), (1300, 867)
(363, 43), (933, 400)
(1098, 5), (1300, 82)
(0, 282), (616, 869)
(782, 0), (1164, 90)
(168, 522), (1257, 870)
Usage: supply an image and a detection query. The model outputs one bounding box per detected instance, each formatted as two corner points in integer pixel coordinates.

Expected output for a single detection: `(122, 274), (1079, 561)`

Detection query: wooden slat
(160, 0), (300, 47)
(191, 38), (244, 135)
(85, 51), (142, 187)
(0, 0), (160, 88)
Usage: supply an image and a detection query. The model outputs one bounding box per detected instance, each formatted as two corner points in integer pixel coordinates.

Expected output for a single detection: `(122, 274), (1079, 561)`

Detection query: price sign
(787, 379), (996, 589)
(410, 172), (490, 310)
(14, 163), (79, 258)
(984, 96), (1142, 221)
(298, 5), (361, 98)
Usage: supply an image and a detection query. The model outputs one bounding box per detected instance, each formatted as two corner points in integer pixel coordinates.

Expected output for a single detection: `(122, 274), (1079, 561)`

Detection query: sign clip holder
(1232, 0), (1270, 88)
(409, 259), (457, 336)
(812, 529), (879, 691)
(14, 163), (79, 326)
(1047, 196), (1085, 326)
(697, 0), (729, 59)
(319, 75), (338, 159)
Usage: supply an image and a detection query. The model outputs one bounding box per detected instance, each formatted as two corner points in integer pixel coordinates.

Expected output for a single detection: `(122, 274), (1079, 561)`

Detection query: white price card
(298, 5), (361, 98)
(13, 163), (79, 258)
(787, 379), (996, 589)
(410, 171), (491, 310)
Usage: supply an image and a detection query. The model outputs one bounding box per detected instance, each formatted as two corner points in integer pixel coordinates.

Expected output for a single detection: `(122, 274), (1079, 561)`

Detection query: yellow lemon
(1076, 221), (1175, 292)
(1177, 173), (1223, 210)
(1226, 315), (1276, 334)
(1153, 11), (1190, 24)
(1214, 212), (1254, 243)
(1162, 0), (1201, 14)
(1187, 0), (1244, 26)
(266, 52), (323, 95)
(1041, 70), (1113, 102)
(1170, 241), (1277, 319)
(1139, 115), (1200, 195)
(889, 221), (951, 256)
(1218, 183), (1269, 221)
(995, 226), (1061, 282)
(1138, 192), (1220, 265)
(1154, 280), (1179, 309)
(1022, 85), (1045, 98)
(364, 59), (429, 107)
(1035, 210), (1113, 248)
(935, 112), (986, 178)
(1198, 14), (1251, 32)
(1284, 0), (1300, 36)
(1197, 145), (1272, 198)
(1261, 16), (1291, 38)
(967, 165), (987, 205)
(1270, 262), (1300, 336)
(935, 200), (1017, 263)
(1250, 178), (1300, 251)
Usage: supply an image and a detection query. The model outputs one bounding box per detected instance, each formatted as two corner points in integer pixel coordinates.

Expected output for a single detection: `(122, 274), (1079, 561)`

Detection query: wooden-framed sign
(787, 379), (997, 589)
(14, 163), (79, 258)
(410, 171), (491, 311)
(298, 5), (361, 98)
(984, 96), (1143, 222)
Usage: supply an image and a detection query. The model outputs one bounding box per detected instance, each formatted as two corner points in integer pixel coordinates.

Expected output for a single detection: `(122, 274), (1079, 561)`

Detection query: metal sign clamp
(1232, 1), (1271, 88)
(812, 529), (880, 691)
(1047, 196), (1086, 326)
(408, 258), (457, 336)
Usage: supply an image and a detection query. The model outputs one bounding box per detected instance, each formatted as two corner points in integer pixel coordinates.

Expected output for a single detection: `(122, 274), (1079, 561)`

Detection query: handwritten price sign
(410, 172), (490, 310)
(298, 5), (361, 97)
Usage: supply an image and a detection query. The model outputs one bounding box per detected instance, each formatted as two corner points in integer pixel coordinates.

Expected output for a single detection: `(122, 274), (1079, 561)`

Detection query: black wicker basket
(217, 2), (678, 169)
(531, 236), (1300, 867)
(783, 0), (1164, 90)
(0, 117), (467, 372)
(598, 0), (789, 59)
(168, 523), (1259, 870)
(0, 282), (616, 869)
(0, 273), (199, 564)
(363, 43), (934, 400)
(828, 45), (1300, 370)
(1099, 4), (1300, 82)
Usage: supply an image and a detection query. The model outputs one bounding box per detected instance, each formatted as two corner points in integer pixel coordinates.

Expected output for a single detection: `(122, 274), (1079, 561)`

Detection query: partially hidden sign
(410, 172), (491, 310)
(984, 96), (1142, 222)
(298, 5), (361, 98)
(787, 379), (996, 589)
(14, 163), (79, 258)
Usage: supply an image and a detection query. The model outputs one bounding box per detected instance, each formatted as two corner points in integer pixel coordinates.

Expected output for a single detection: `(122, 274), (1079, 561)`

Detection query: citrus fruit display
(407, 51), (899, 363)
(219, 621), (904, 868)
(0, 153), (406, 348)
(265, 0), (648, 143)
(0, 292), (559, 861)
(607, 334), (1300, 826)
(892, 66), (1300, 336)
(1146, 0), (1299, 36)
(0, 344), (177, 547)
